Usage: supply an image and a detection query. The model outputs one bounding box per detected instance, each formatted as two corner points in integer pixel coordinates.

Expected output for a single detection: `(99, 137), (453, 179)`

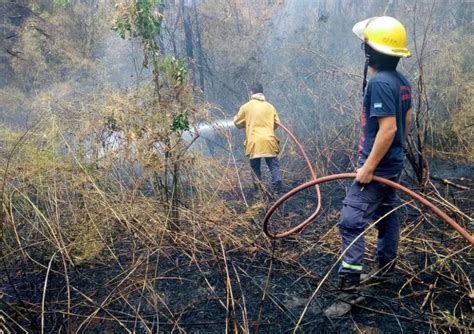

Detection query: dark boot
(339, 272), (361, 290)
(361, 259), (395, 284)
(324, 273), (365, 318)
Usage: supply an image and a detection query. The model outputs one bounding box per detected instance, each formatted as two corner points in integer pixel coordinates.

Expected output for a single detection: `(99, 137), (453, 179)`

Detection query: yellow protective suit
(233, 94), (280, 159)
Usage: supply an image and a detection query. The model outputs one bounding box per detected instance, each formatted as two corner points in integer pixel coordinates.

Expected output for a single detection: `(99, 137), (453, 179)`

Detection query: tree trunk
(192, 0), (205, 91)
(182, 1), (195, 85)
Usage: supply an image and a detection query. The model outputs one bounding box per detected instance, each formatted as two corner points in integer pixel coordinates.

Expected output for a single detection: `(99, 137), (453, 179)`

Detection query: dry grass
(0, 80), (471, 333)
(0, 106), (472, 333)
(0, 2), (472, 332)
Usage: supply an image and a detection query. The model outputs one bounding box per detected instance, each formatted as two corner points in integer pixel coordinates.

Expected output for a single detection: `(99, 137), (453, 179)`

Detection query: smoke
(98, 33), (147, 89)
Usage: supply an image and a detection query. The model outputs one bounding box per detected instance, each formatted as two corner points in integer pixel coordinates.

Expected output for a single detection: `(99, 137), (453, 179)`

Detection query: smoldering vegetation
(0, 0), (472, 333)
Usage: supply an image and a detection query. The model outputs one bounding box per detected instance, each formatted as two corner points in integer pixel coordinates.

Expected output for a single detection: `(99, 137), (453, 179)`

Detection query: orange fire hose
(275, 122), (322, 238)
(265, 124), (474, 245)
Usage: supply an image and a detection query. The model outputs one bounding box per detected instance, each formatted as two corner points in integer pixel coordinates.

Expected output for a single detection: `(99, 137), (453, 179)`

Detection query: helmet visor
(352, 17), (378, 41)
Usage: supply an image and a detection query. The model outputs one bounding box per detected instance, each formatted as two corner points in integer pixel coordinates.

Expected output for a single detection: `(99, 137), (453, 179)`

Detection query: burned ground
(1, 1), (472, 333)
(1, 157), (472, 333)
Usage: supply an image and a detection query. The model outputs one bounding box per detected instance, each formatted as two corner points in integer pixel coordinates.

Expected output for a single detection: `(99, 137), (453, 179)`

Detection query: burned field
(1, 156), (472, 333)
(1, 0), (473, 333)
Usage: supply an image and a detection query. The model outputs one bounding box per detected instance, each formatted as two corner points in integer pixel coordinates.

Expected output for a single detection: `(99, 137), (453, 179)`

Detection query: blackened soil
(1, 157), (473, 333)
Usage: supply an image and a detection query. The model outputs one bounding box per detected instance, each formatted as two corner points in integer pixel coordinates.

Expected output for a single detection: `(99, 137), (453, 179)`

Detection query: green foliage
(30, 3), (41, 13)
(162, 56), (188, 86)
(171, 112), (190, 132)
(113, 0), (162, 41)
(113, 0), (164, 87)
(135, 0), (162, 40)
(113, 17), (132, 39)
(53, 0), (71, 7)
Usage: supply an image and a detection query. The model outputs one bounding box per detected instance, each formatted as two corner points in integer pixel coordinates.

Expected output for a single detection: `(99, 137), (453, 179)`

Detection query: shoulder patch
(374, 102), (382, 108)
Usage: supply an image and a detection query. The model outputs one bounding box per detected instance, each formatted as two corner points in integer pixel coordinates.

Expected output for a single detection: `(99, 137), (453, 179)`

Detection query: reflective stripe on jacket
(234, 96), (280, 158)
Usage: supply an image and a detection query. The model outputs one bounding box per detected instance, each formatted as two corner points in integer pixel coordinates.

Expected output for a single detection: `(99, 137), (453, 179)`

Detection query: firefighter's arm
(356, 116), (397, 183)
(233, 107), (246, 129)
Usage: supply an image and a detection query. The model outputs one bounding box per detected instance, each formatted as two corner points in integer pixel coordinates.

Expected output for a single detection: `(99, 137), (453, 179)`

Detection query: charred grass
(0, 124), (472, 333)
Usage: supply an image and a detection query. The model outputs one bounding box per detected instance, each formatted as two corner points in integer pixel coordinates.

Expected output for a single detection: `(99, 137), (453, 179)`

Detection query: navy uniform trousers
(249, 157), (282, 189)
(339, 175), (400, 273)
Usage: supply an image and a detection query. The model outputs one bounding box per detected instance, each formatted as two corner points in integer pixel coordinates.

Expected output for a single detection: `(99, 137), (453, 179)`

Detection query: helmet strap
(362, 48), (370, 95)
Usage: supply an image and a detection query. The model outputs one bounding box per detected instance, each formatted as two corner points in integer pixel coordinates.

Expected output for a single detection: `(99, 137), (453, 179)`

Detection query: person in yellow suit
(234, 83), (283, 192)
